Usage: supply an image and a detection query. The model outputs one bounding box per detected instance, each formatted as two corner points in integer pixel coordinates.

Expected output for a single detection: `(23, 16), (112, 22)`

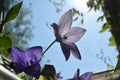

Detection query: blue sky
(23, 0), (118, 79)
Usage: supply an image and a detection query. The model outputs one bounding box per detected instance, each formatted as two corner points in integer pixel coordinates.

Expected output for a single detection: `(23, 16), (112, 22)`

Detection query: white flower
(51, 9), (86, 61)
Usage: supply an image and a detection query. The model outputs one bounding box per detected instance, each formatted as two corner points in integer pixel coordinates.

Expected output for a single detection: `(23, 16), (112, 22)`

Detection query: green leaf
(0, 35), (12, 50)
(80, 12), (84, 17)
(99, 22), (111, 33)
(87, 0), (94, 9)
(40, 75), (55, 80)
(72, 8), (80, 16)
(73, 17), (79, 21)
(109, 36), (116, 46)
(4, 1), (23, 24)
(17, 72), (25, 78)
(97, 15), (104, 22)
(107, 63), (114, 69)
(81, 18), (84, 24)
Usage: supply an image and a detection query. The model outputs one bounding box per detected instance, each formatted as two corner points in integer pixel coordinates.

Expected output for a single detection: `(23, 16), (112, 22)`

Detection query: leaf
(4, 1), (23, 24)
(17, 72), (25, 77)
(96, 4), (100, 10)
(97, 15), (104, 22)
(87, 0), (94, 9)
(0, 35), (12, 50)
(40, 75), (55, 80)
(109, 36), (116, 46)
(81, 18), (84, 24)
(73, 17), (79, 21)
(72, 8), (80, 16)
(80, 12), (84, 17)
(99, 22), (111, 33)
(107, 63), (114, 69)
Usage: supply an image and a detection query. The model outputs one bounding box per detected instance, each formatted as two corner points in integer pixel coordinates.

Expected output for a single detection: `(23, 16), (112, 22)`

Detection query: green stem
(29, 76), (32, 80)
(42, 40), (56, 56)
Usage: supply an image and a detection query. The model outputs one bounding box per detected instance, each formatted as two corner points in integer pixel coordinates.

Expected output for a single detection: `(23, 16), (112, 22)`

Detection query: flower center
(63, 35), (67, 39)
(26, 60), (34, 68)
(61, 35), (67, 42)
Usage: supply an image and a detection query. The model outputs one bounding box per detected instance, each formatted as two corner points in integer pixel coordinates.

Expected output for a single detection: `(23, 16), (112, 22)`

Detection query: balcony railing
(0, 54), (22, 80)
(0, 65), (22, 80)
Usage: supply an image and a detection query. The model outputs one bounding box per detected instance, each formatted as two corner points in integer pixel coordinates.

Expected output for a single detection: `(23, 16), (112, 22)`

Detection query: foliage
(0, 35), (12, 55)
(2, 0), (33, 50)
(87, 0), (120, 73)
(0, 0), (22, 56)
(4, 1), (22, 24)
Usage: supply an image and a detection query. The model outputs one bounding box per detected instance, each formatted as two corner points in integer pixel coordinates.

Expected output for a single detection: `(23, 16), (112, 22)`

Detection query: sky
(22, 0), (118, 79)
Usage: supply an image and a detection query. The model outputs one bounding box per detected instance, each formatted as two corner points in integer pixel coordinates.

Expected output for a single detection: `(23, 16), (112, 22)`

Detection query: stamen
(26, 61), (29, 66)
(30, 60), (34, 65)
(63, 35), (67, 39)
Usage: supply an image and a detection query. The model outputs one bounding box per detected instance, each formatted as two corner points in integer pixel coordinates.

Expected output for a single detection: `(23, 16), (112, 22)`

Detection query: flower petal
(74, 69), (80, 80)
(60, 42), (70, 61)
(55, 72), (63, 80)
(64, 27), (86, 43)
(80, 72), (92, 80)
(25, 63), (41, 79)
(10, 46), (27, 73)
(58, 9), (72, 36)
(65, 43), (81, 60)
(26, 46), (42, 64)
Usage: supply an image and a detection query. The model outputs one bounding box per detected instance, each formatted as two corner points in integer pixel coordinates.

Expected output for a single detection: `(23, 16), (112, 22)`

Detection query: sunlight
(67, 0), (89, 12)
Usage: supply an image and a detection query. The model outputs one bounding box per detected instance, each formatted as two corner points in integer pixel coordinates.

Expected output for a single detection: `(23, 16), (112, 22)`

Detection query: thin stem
(0, 0), (4, 33)
(42, 40), (56, 56)
(29, 76), (33, 80)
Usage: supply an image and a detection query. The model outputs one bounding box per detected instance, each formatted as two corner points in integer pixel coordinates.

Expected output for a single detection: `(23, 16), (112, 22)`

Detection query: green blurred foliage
(0, 35), (12, 55)
(0, 1), (23, 57)
(40, 75), (56, 80)
(87, 0), (120, 72)
(2, 0), (33, 50)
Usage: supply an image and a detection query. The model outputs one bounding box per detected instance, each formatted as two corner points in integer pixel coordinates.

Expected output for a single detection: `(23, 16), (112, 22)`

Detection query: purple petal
(64, 27), (86, 43)
(25, 63), (41, 79)
(10, 46), (27, 73)
(55, 72), (63, 80)
(74, 69), (80, 80)
(65, 42), (81, 60)
(58, 9), (72, 36)
(80, 72), (92, 80)
(26, 46), (42, 64)
(60, 42), (70, 61)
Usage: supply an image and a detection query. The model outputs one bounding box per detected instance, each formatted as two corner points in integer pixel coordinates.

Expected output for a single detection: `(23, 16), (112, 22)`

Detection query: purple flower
(55, 72), (63, 80)
(41, 64), (63, 80)
(74, 69), (92, 80)
(51, 9), (86, 61)
(10, 46), (42, 79)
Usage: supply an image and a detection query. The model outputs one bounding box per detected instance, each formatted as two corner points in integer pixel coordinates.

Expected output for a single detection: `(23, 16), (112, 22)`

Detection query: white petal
(64, 27), (86, 42)
(70, 43), (81, 60)
(64, 42), (81, 60)
(58, 9), (72, 36)
(60, 42), (70, 61)
(80, 72), (92, 80)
